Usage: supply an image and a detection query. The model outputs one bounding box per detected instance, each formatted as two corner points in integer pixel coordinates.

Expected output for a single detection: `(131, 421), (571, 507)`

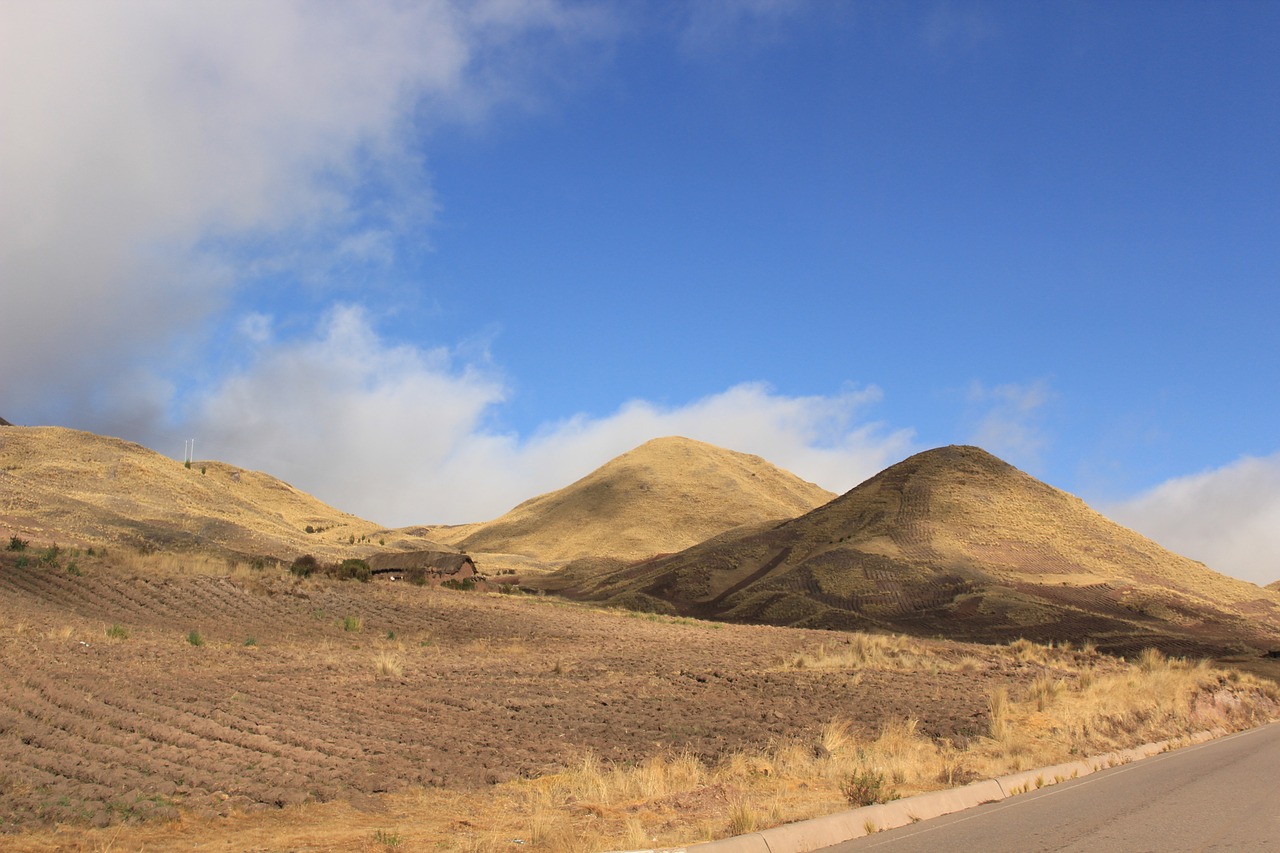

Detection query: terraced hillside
(432, 436), (834, 566)
(549, 446), (1280, 661)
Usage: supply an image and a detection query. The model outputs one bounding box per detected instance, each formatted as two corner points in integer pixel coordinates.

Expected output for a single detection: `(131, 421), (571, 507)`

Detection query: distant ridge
(551, 445), (1280, 659)
(0, 416), (12, 426)
(433, 436), (834, 564)
(0, 426), (443, 559)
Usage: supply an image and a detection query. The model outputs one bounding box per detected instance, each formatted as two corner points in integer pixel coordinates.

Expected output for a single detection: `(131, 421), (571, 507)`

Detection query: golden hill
(550, 445), (1280, 659)
(0, 426), (442, 560)
(433, 436), (834, 565)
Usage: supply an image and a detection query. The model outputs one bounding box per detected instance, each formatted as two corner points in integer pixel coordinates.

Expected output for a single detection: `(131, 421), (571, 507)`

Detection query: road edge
(606, 727), (1229, 853)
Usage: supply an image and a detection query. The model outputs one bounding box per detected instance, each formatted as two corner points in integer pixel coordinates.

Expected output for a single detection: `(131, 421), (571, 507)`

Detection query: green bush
(841, 770), (897, 807)
(106, 624), (129, 640)
(333, 558), (371, 583)
(187, 630), (204, 647)
(290, 554), (319, 577)
(7, 536), (29, 552)
(441, 578), (476, 591)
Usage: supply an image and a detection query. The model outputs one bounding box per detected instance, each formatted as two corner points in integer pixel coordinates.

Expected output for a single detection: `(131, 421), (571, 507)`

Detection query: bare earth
(1, 551), (1042, 837)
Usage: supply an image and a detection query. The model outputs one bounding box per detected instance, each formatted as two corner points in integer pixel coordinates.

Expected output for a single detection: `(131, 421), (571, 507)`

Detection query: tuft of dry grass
(374, 651), (404, 679)
(785, 632), (946, 672)
(988, 686), (1012, 743)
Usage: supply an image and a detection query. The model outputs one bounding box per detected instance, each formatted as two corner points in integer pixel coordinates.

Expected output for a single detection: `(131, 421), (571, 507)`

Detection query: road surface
(824, 722), (1280, 852)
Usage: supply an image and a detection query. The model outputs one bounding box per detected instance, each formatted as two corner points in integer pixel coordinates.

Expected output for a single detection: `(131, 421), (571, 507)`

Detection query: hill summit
(0, 426), (438, 559)
(434, 436), (834, 564)
(553, 445), (1280, 658)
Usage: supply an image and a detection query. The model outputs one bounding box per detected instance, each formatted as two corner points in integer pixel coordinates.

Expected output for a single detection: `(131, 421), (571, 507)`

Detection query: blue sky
(2, 1), (1278, 584)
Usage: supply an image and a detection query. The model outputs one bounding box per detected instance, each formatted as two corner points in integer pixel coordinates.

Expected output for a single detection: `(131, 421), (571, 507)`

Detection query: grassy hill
(548, 445), (1280, 659)
(432, 436), (834, 565)
(0, 426), (444, 560)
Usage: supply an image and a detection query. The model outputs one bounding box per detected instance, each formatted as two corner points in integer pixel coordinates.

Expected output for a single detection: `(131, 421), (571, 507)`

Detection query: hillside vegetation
(549, 445), (1280, 661)
(0, 426), (444, 561)
(432, 436), (834, 565)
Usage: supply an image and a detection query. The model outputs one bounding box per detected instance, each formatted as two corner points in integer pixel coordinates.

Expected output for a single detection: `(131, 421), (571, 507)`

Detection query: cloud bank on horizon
(2, 2), (1278, 587)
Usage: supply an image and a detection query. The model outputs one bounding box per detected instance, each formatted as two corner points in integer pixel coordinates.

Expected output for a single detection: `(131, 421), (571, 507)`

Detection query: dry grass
(12, 641), (1276, 853)
(0, 426), (434, 564)
(784, 632), (948, 672)
(439, 436), (834, 564)
(373, 651), (403, 679)
(417, 645), (1276, 851)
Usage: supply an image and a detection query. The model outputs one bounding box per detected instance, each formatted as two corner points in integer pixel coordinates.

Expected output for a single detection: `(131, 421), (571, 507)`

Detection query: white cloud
(963, 379), (1054, 470)
(1109, 454), (1280, 588)
(185, 307), (913, 526)
(0, 0), (606, 427)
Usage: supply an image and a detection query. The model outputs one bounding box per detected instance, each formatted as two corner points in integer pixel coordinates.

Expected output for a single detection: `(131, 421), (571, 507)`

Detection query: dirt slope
(434, 436), (834, 564)
(552, 445), (1280, 658)
(0, 426), (442, 560)
(0, 550), (1042, 835)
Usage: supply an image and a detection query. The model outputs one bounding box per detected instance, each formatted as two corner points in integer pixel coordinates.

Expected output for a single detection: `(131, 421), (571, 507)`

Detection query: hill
(0, 426), (443, 560)
(432, 436), (834, 565)
(549, 445), (1280, 659)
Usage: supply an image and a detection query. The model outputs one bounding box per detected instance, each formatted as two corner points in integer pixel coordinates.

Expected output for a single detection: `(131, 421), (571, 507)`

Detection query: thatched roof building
(367, 550), (478, 583)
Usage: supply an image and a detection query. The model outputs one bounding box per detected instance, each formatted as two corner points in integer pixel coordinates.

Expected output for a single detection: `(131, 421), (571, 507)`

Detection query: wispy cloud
(1109, 453), (1280, 587)
(962, 379), (1054, 471)
(923, 1), (1000, 53)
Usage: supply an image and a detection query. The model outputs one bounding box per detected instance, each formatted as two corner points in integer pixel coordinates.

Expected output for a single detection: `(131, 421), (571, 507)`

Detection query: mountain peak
(556, 444), (1280, 657)
(441, 437), (834, 563)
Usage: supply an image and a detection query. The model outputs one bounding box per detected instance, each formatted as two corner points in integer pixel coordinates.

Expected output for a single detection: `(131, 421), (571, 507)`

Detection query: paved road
(824, 722), (1280, 852)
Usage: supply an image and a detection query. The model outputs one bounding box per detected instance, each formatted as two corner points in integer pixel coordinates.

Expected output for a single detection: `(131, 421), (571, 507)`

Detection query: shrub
(66, 561), (81, 576)
(290, 555), (319, 578)
(7, 536), (28, 551)
(441, 578), (476, 591)
(841, 770), (897, 807)
(106, 624), (129, 640)
(244, 637), (257, 646)
(333, 558), (371, 583)
(372, 829), (404, 849)
(38, 545), (60, 566)
(342, 615), (362, 633)
(187, 630), (204, 647)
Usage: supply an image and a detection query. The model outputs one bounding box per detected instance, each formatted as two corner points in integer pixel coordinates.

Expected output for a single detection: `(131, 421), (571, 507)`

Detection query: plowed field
(0, 551), (1035, 838)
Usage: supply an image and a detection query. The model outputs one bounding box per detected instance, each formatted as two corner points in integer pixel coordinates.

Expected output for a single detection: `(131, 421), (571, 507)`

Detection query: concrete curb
(607, 728), (1228, 853)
